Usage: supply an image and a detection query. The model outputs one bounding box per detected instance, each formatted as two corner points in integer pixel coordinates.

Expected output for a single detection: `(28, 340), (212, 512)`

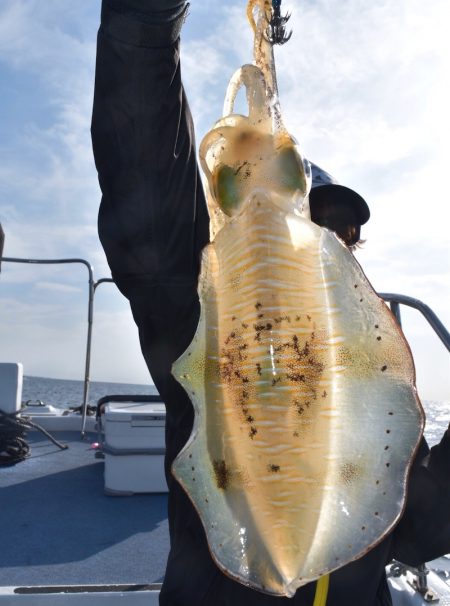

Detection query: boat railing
(379, 293), (450, 352)
(1, 257), (94, 437)
(1, 257), (449, 438)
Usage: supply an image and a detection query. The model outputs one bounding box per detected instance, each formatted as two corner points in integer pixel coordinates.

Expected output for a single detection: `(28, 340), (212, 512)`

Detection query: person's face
(310, 196), (361, 247)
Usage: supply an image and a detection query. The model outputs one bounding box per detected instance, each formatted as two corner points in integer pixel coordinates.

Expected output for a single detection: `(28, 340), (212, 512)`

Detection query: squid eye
(277, 146), (307, 194)
(214, 164), (241, 216)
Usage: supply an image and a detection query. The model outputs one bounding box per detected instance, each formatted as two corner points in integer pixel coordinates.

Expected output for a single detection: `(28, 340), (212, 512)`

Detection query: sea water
(22, 375), (449, 447)
(22, 375), (158, 410)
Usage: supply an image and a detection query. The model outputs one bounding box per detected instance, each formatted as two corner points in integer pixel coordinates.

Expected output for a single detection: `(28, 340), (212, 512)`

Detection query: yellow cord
(312, 574), (330, 606)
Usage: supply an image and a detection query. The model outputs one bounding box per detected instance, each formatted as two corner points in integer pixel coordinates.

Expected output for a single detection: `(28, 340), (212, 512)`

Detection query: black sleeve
(390, 429), (450, 565)
(91, 0), (209, 300)
(90, 0), (210, 432)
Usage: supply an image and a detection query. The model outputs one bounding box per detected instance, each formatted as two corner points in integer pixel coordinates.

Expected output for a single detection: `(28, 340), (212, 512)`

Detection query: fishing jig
(265, 0), (292, 45)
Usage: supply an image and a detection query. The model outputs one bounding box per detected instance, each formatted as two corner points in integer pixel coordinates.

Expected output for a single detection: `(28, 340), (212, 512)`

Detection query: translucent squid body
(172, 0), (423, 597)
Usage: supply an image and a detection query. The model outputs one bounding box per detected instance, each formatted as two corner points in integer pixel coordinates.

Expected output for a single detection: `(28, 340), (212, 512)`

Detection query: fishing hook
(265, 0), (292, 45)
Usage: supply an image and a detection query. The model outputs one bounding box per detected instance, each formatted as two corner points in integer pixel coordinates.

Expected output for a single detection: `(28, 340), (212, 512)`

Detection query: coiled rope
(0, 408), (68, 466)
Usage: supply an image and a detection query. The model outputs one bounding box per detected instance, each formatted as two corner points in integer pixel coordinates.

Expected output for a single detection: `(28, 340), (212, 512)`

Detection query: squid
(172, 0), (424, 597)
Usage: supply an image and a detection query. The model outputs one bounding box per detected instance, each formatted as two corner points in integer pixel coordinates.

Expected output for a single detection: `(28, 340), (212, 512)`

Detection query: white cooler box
(102, 401), (167, 495)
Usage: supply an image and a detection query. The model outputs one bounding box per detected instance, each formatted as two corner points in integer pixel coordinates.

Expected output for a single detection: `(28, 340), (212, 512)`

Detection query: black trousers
(91, 4), (450, 605)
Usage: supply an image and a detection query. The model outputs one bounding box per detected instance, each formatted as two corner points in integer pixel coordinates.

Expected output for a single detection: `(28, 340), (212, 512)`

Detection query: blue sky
(0, 0), (449, 404)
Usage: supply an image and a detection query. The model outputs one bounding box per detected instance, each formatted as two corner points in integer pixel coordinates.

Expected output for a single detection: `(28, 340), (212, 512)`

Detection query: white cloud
(90, 305), (151, 384)
(0, 0), (102, 260)
(34, 281), (83, 294)
(0, 290), (148, 384)
(181, 39), (225, 130)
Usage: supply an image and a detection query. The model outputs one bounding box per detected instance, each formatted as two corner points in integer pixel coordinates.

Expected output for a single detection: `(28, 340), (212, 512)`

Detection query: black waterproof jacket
(91, 3), (450, 604)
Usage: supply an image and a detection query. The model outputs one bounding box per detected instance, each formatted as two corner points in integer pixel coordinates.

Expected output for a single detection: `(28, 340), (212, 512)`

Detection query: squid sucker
(171, 0), (424, 597)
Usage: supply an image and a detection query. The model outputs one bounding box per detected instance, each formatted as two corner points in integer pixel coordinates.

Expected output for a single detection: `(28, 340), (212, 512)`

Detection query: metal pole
(80, 277), (116, 438)
(80, 268), (95, 439)
(389, 301), (402, 326)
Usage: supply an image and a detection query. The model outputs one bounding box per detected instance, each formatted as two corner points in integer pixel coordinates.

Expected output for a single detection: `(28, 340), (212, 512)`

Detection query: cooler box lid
(104, 402), (166, 425)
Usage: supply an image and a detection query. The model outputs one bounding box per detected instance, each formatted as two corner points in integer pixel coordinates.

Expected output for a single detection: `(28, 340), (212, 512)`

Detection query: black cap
(309, 162), (370, 225)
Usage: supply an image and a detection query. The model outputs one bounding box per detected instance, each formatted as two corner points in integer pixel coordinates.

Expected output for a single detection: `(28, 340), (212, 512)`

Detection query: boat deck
(0, 430), (169, 588)
(2, 428), (450, 605)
